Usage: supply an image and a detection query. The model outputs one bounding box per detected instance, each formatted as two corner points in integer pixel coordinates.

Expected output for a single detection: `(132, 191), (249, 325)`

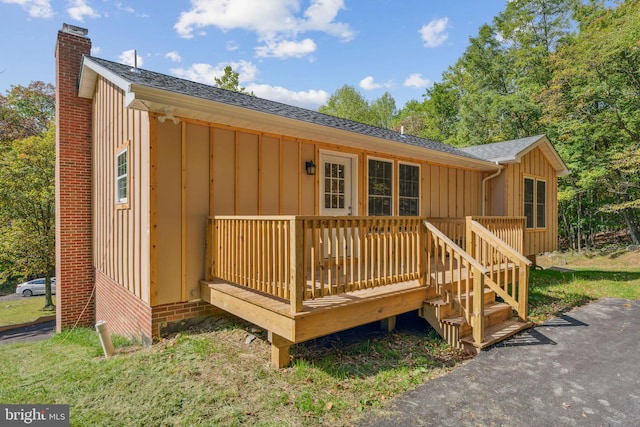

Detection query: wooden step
(424, 287), (497, 320)
(440, 302), (513, 328)
(460, 318), (533, 353)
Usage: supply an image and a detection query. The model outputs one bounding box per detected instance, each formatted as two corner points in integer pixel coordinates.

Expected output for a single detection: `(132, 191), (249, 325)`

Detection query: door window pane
(324, 162), (346, 209)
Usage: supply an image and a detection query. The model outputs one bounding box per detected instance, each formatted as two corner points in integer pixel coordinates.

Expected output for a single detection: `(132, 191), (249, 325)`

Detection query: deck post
(380, 315), (396, 332)
(289, 218), (304, 314)
(269, 332), (292, 368)
(420, 220), (428, 287)
(472, 269), (485, 345)
(465, 216), (473, 257)
(205, 218), (215, 281)
(518, 267), (529, 321)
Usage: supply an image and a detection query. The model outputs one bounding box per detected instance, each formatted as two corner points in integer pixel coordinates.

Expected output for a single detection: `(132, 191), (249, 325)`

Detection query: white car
(15, 277), (56, 297)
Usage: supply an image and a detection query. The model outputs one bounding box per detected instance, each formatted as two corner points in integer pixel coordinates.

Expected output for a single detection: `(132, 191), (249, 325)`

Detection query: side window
(524, 177), (534, 228)
(524, 176), (546, 229)
(368, 159), (393, 216)
(116, 145), (128, 205)
(537, 180), (546, 228)
(399, 163), (420, 216)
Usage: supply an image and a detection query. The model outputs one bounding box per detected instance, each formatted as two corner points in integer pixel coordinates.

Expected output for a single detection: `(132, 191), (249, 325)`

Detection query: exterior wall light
(305, 160), (316, 176)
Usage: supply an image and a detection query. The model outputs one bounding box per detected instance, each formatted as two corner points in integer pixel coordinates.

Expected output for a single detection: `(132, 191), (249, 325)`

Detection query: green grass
(0, 315), (467, 426)
(529, 250), (640, 322)
(1, 250), (638, 425)
(0, 296), (56, 326)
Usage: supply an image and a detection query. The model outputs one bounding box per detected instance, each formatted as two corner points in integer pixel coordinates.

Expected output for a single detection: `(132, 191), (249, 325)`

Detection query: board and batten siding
(486, 146), (559, 256)
(92, 76), (151, 303)
(153, 119), (486, 305)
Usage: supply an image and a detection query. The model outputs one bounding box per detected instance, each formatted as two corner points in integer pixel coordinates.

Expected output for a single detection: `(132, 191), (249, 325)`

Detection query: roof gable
(460, 135), (570, 176)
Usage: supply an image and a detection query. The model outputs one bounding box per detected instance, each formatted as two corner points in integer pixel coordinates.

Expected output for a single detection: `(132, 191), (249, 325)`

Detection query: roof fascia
(127, 85), (500, 172)
(78, 57), (132, 99)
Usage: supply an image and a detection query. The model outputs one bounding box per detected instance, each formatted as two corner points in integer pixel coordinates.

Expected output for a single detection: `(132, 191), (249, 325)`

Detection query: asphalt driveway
(364, 298), (640, 427)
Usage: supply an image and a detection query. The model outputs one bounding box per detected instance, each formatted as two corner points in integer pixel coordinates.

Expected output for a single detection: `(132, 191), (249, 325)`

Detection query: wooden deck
(201, 216), (532, 366)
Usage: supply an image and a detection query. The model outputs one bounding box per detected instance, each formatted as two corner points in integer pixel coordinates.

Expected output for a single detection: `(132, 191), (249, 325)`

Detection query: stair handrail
(424, 220), (489, 344)
(467, 218), (532, 321)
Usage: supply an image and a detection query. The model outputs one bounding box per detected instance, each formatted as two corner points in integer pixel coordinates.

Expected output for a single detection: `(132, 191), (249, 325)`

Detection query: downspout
(481, 163), (502, 216)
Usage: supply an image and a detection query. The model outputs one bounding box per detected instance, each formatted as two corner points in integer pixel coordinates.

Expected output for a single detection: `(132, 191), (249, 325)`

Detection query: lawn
(0, 296), (56, 327)
(0, 249), (638, 426)
(0, 314), (467, 426)
(529, 249), (640, 322)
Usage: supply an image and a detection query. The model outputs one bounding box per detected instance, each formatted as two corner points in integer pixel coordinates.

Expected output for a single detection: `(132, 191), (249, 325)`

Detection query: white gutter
(482, 163), (502, 216)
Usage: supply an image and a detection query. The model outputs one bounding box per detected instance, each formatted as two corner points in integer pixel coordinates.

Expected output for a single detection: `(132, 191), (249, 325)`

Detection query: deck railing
(428, 216), (525, 254)
(206, 215), (529, 332)
(207, 216), (425, 313)
(466, 219), (532, 320)
(424, 221), (488, 344)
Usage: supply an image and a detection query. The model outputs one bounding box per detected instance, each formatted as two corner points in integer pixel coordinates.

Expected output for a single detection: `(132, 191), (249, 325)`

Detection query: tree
(319, 85), (373, 125)
(0, 81), (55, 143)
(543, 0), (640, 245)
(214, 66), (252, 94)
(0, 127), (56, 309)
(370, 92), (397, 129)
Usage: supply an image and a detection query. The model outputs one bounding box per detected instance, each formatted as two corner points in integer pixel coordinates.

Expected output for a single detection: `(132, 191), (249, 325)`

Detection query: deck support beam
(269, 332), (292, 368)
(380, 315), (396, 332)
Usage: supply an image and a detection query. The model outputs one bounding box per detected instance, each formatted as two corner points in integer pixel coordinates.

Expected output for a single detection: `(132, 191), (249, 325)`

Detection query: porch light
(305, 160), (316, 176)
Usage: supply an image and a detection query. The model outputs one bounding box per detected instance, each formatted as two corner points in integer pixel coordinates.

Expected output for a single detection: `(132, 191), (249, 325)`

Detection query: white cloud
(226, 41), (239, 51)
(67, 0), (100, 22)
(359, 76), (381, 91)
(171, 60), (259, 86)
(174, 0), (353, 59)
(256, 38), (316, 59)
(419, 17), (449, 48)
(114, 1), (134, 13)
(403, 73), (431, 88)
(165, 51), (182, 63)
(91, 46), (101, 55)
(247, 83), (328, 110)
(118, 49), (143, 67)
(1, 0), (53, 18)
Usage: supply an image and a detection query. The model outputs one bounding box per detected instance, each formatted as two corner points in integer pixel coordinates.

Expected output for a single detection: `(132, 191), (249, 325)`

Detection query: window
(399, 163), (420, 216)
(524, 177), (546, 229)
(324, 162), (345, 209)
(116, 146), (128, 205)
(537, 179), (546, 228)
(368, 159), (392, 216)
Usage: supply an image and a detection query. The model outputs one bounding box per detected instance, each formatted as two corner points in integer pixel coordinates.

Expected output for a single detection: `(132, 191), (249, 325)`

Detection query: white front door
(319, 152), (357, 216)
(318, 152), (358, 261)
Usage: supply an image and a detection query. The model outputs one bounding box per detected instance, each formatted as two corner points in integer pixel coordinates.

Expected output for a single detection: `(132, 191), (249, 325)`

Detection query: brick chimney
(55, 24), (94, 331)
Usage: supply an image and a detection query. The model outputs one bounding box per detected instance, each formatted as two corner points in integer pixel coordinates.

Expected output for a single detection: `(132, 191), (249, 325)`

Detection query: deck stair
(421, 289), (532, 353)
(420, 219), (533, 352)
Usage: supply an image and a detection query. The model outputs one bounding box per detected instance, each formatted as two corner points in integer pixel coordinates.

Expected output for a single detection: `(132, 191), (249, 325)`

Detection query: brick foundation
(95, 271), (153, 344)
(55, 24), (95, 332)
(96, 270), (221, 343)
(151, 300), (222, 339)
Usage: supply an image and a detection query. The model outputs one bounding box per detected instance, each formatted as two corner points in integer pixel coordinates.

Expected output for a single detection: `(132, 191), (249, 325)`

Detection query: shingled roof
(459, 135), (570, 175)
(81, 56), (486, 163)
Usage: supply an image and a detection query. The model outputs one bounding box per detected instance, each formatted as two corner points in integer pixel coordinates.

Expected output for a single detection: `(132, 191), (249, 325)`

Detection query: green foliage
(0, 81), (55, 143)
(319, 85), (399, 129)
(0, 126), (56, 307)
(214, 65), (252, 95)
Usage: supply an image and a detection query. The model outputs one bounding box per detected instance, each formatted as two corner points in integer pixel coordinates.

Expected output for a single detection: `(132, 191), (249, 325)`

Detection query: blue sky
(0, 0), (509, 110)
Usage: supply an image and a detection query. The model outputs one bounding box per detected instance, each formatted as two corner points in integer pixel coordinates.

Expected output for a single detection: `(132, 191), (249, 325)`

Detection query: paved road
(364, 299), (640, 427)
(0, 320), (55, 345)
